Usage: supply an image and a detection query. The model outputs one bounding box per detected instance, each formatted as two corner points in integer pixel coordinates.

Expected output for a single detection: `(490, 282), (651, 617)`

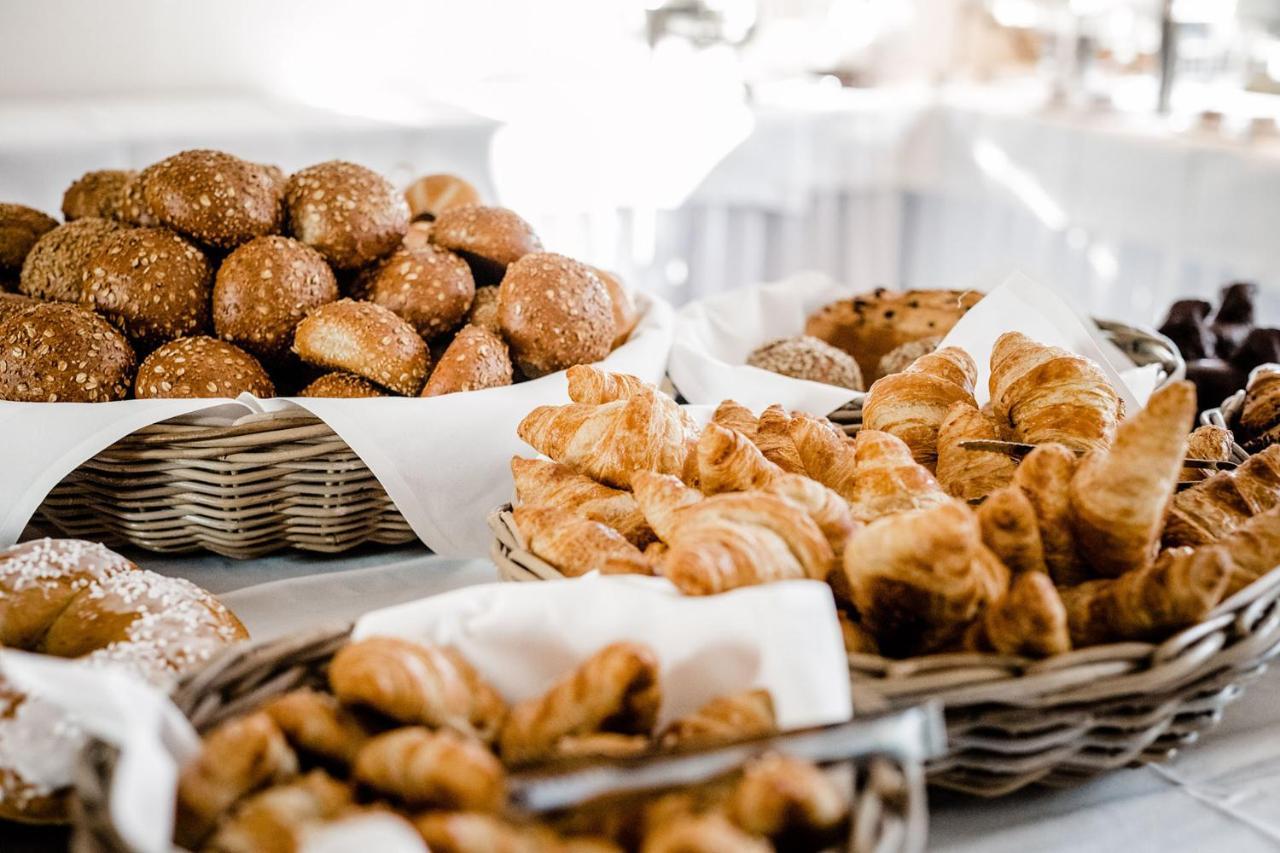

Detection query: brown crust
(359, 245), (475, 340)
(61, 170), (134, 221)
(422, 325), (513, 397)
(135, 336), (274, 399)
(213, 235), (338, 360)
(298, 371), (386, 398)
(465, 285), (501, 335)
(498, 252), (613, 378)
(0, 293), (36, 324)
(292, 298), (428, 395)
(747, 335), (863, 390)
(0, 204), (59, 274)
(404, 173), (481, 222)
(430, 205), (541, 274)
(593, 267), (639, 349)
(82, 227), (212, 348)
(285, 161), (408, 269)
(143, 150), (282, 248)
(18, 218), (122, 302)
(117, 165), (160, 226)
(0, 303), (135, 402)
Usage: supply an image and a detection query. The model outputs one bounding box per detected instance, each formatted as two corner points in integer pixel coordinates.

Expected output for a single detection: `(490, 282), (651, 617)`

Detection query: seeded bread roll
(0, 303), (135, 402)
(285, 161), (408, 270)
(498, 252), (613, 378)
(404, 173), (481, 222)
(82, 227), (212, 349)
(213, 235), (338, 360)
(293, 299), (429, 395)
(0, 204), (59, 278)
(62, 169), (134, 221)
(135, 336), (274, 399)
(18, 218), (122, 302)
(466, 285), (501, 335)
(298, 372), (386, 398)
(0, 293), (36, 323)
(421, 325), (513, 397)
(592, 267), (639, 349)
(747, 335), (864, 390)
(877, 337), (942, 378)
(358, 244), (475, 340)
(142, 150), (283, 248)
(430, 206), (541, 284)
(117, 165), (160, 226)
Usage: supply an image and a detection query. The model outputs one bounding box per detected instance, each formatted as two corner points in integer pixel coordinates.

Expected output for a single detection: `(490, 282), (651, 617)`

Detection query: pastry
(404, 173), (481, 222)
(627, 472), (703, 542)
(422, 325), (512, 396)
(61, 169), (133, 222)
(292, 299), (429, 395)
(977, 485), (1047, 575)
(298, 372), (385, 398)
(1217, 505), (1280, 596)
(117, 165), (160, 226)
(512, 505), (651, 576)
(498, 252), (613, 378)
(845, 429), (950, 522)
(1182, 424), (1236, 482)
(0, 303), (135, 402)
(877, 336), (941, 378)
(710, 399), (758, 441)
(134, 336), (274, 399)
(862, 346), (978, 469)
(18, 217), (122, 302)
(0, 203), (58, 276)
(430, 205), (541, 283)
(728, 753), (847, 838)
(967, 571), (1069, 657)
(643, 813), (771, 853)
(201, 770), (351, 853)
(358, 244), (475, 340)
(353, 727), (505, 811)
(753, 404), (807, 474)
(285, 161), (408, 269)
(1163, 445), (1280, 547)
(935, 401), (1015, 500)
(786, 414), (858, 498)
(1240, 368), (1280, 450)
(413, 812), (553, 853)
(1012, 443), (1088, 587)
(659, 690), (776, 750)
(510, 456), (653, 547)
(261, 689), (371, 769)
(746, 335), (863, 390)
(143, 150), (282, 248)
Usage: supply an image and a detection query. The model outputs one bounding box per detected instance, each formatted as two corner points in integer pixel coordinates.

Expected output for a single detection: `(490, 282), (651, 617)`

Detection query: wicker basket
(488, 508), (1280, 797)
(73, 625), (940, 853)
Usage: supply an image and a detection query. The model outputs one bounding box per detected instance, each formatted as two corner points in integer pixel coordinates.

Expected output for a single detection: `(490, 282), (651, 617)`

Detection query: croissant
(728, 753), (847, 839)
(788, 414), (859, 500)
(555, 733), (651, 761)
(568, 364), (702, 442)
(711, 399), (758, 441)
(862, 346), (978, 469)
(511, 457), (654, 547)
(988, 331), (1122, 454)
(970, 571), (1070, 658)
(174, 712), (299, 848)
(1181, 425), (1235, 483)
(1241, 369), (1280, 448)
(1013, 443), (1088, 586)
(1059, 545), (1230, 646)
(203, 770), (352, 853)
(935, 402), (1015, 500)
(354, 727), (505, 812)
(631, 471), (704, 542)
(413, 811), (550, 853)
(841, 501), (1008, 656)
(261, 689), (371, 768)
(1163, 445), (1280, 547)
(328, 637), (506, 742)
(659, 689), (777, 750)
(513, 505), (652, 577)
(642, 813), (771, 853)
(845, 429), (950, 523)
(1217, 505), (1280, 596)
(753, 404), (807, 474)
(977, 485), (1047, 575)
(761, 474), (858, 565)
(518, 389), (697, 489)
(499, 642), (662, 766)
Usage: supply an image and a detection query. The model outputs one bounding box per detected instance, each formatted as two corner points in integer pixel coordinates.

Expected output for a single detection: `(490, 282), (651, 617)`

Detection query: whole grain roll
(117, 165), (160, 226)
(430, 205), (541, 284)
(404, 173), (481, 222)
(592, 267), (639, 350)
(402, 220), (433, 251)
(18, 217), (122, 302)
(62, 170), (134, 221)
(747, 335), (864, 391)
(0, 303), (135, 402)
(292, 298), (428, 395)
(298, 372), (386, 398)
(81, 227), (213, 349)
(421, 325), (513, 397)
(465, 285), (501, 335)
(134, 336), (273, 399)
(498, 252), (613, 378)
(213, 235), (338, 360)
(285, 161), (408, 269)
(143, 150), (282, 248)
(0, 293), (36, 324)
(358, 244), (475, 340)
(0, 204), (59, 277)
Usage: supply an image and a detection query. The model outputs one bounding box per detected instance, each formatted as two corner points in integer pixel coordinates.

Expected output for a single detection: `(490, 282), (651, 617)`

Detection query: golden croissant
(630, 471), (705, 543)
(1163, 445), (1280, 547)
(728, 752), (848, 839)
(977, 485), (1047, 576)
(988, 331), (1122, 454)
(711, 399), (759, 441)
(354, 727), (505, 812)
(1181, 425), (1235, 483)
(968, 571), (1070, 658)
(659, 689), (777, 750)
(862, 346), (978, 469)
(753, 404), (808, 474)
(203, 770), (352, 853)
(413, 811), (556, 853)
(261, 689), (370, 769)
(935, 402), (1015, 501)
(845, 429), (950, 522)
(642, 813), (771, 853)
(1013, 442), (1088, 586)
(788, 414), (859, 500)
(513, 505), (651, 577)
(1217, 505), (1280, 597)
(511, 456), (654, 547)
(568, 364), (702, 440)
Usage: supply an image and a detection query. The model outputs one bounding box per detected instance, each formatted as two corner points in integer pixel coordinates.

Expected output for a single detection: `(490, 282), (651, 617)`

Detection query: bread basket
(1201, 363), (1280, 454)
(73, 624), (941, 853)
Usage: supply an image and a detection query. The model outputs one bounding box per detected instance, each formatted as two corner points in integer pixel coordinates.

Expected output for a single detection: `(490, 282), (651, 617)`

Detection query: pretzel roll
(142, 149), (282, 248)
(61, 169), (133, 221)
(0, 303), (135, 402)
(81, 227), (212, 349)
(430, 205), (541, 284)
(592, 267), (640, 349)
(135, 336), (274, 399)
(404, 173), (481, 222)
(213, 235), (338, 360)
(422, 325), (513, 397)
(18, 218), (122, 302)
(359, 244), (475, 340)
(498, 252), (613, 378)
(285, 161), (408, 269)
(293, 298), (429, 395)
(299, 372), (387, 398)
(0, 204), (58, 278)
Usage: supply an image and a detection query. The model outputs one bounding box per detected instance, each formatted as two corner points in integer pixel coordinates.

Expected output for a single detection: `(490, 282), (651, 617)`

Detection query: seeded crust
(293, 299), (428, 395)
(430, 205), (541, 282)
(498, 252), (613, 379)
(0, 204), (59, 275)
(18, 218), (123, 302)
(0, 293), (36, 323)
(298, 371), (386, 398)
(0, 303), (135, 402)
(422, 325), (513, 397)
(117, 165), (160, 226)
(466, 285), (501, 335)
(358, 244), (475, 340)
(134, 336), (274, 399)
(878, 337), (942, 377)
(62, 169), (134, 221)
(142, 150), (283, 248)
(747, 335), (864, 390)
(404, 173), (481, 222)
(82, 227), (212, 349)
(213, 235), (338, 360)
(285, 161), (408, 270)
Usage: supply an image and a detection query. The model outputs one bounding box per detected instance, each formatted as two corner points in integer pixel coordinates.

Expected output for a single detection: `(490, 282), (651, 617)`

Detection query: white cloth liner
(0, 293), (674, 558)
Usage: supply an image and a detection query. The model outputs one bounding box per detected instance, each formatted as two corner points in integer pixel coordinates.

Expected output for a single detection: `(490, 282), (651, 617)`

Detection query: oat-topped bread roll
(213, 235), (338, 361)
(430, 205), (541, 284)
(117, 164), (160, 226)
(0, 303), (135, 402)
(746, 335), (863, 391)
(293, 299), (429, 395)
(135, 336), (274, 399)
(286, 161), (409, 269)
(404, 173), (481, 222)
(142, 149), (283, 248)
(18, 217), (122, 302)
(878, 336), (941, 378)
(805, 288), (981, 382)
(358, 244), (476, 340)
(0, 292), (36, 324)
(465, 284), (501, 335)
(421, 324), (512, 397)
(592, 266), (640, 350)
(81, 226), (213, 349)
(298, 372), (386, 398)
(0, 203), (58, 279)
(499, 252), (614, 378)
(61, 169), (134, 221)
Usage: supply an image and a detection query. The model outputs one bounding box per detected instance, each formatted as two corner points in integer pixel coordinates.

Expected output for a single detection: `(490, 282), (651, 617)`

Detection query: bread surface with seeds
(0, 303), (135, 402)
(292, 298), (428, 395)
(134, 335), (274, 399)
(498, 252), (613, 379)
(298, 371), (386, 398)
(61, 169), (134, 221)
(0, 204), (58, 275)
(358, 244), (475, 340)
(18, 218), (122, 302)
(285, 161), (408, 269)
(143, 149), (282, 248)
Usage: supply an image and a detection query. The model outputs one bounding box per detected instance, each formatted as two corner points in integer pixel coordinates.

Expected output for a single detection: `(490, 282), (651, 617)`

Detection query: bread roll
(292, 299), (429, 395)
(135, 336), (274, 399)
(430, 205), (541, 283)
(285, 161), (408, 269)
(0, 204), (58, 276)
(747, 336), (863, 390)
(404, 173), (481, 222)
(0, 292), (36, 324)
(0, 303), (135, 402)
(498, 252), (613, 378)
(358, 244), (475, 340)
(116, 164), (160, 226)
(142, 149), (282, 248)
(422, 325), (513, 397)
(18, 218), (122, 302)
(591, 267), (639, 349)
(465, 285), (501, 335)
(298, 372), (386, 398)
(61, 169), (134, 221)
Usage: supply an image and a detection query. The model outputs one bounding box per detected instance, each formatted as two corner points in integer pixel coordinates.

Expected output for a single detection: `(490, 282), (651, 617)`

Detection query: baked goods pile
(510, 341), (1280, 660)
(0, 539), (246, 823)
(0, 153), (638, 402)
(1238, 366), (1280, 451)
(171, 635), (852, 852)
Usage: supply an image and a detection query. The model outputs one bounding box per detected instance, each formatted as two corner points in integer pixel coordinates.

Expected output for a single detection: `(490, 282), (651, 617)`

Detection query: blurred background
(2, 0), (1279, 319)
